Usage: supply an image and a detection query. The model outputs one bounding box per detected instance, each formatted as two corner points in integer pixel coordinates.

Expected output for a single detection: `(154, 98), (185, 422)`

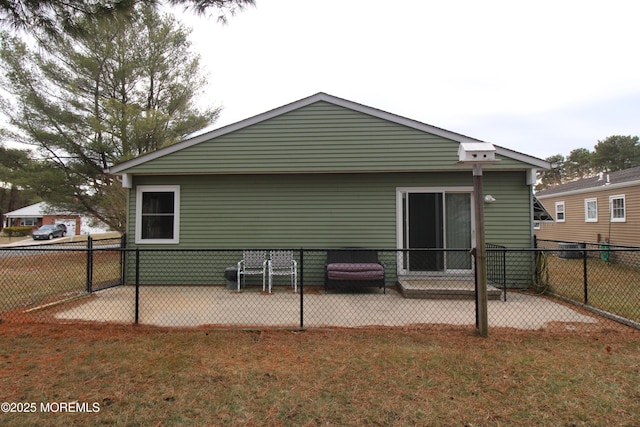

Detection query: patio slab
(51, 285), (599, 330)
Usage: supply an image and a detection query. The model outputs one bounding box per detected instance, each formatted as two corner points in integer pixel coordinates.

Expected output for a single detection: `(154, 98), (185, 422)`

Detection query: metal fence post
(86, 236), (93, 293)
(135, 248), (140, 325)
(299, 248), (304, 329)
(582, 243), (588, 305)
(120, 233), (126, 285)
(474, 250), (479, 329)
(502, 247), (507, 302)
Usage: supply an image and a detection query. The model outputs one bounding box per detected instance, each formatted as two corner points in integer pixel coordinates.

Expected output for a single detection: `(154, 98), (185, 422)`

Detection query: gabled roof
(536, 165), (640, 198)
(108, 92), (550, 174)
(4, 202), (75, 218)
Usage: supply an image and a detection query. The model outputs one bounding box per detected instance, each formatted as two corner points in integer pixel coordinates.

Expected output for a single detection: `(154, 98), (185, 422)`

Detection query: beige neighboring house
(2, 202), (108, 236)
(535, 166), (640, 246)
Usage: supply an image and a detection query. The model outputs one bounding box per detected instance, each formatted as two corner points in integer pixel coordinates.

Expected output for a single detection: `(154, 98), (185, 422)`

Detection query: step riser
(401, 289), (502, 300)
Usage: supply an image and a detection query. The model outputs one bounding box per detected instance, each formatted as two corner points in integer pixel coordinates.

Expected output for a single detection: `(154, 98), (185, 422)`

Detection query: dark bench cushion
(324, 249), (386, 293)
(326, 263), (385, 281)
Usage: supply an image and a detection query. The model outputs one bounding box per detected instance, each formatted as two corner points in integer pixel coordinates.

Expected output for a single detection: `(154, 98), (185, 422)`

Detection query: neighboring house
(535, 166), (640, 247)
(2, 202), (109, 236)
(107, 93), (550, 285)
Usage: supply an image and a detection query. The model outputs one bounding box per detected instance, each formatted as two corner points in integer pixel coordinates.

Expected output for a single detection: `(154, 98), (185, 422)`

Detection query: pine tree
(0, 6), (219, 232)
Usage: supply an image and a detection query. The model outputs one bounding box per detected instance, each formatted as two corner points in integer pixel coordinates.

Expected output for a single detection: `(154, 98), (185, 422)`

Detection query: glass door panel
(400, 190), (472, 273)
(407, 193), (443, 271)
(445, 193), (472, 270)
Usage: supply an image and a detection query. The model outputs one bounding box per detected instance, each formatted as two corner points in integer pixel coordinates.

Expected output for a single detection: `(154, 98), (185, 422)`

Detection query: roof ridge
(537, 165), (640, 196)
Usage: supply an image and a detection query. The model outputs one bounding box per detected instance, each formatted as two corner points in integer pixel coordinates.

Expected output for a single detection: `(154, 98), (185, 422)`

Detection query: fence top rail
(2, 245), (639, 253)
(0, 247), (119, 253)
(536, 238), (640, 250)
(0, 246), (479, 254)
(0, 237), (122, 248)
(489, 247), (640, 253)
(130, 247), (478, 253)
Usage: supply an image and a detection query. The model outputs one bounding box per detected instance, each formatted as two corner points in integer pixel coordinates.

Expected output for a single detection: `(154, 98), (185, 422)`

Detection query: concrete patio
(51, 284), (598, 329)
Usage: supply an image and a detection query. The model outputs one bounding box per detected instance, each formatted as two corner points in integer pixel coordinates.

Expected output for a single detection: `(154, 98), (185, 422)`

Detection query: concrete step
(398, 279), (503, 300)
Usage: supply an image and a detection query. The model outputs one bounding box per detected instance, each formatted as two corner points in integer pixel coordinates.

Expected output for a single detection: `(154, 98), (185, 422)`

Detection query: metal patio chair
(267, 250), (298, 293)
(237, 250), (267, 291)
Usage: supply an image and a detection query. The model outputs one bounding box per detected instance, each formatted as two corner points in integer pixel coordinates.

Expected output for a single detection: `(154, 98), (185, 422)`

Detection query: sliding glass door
(398, 188), (473, 274)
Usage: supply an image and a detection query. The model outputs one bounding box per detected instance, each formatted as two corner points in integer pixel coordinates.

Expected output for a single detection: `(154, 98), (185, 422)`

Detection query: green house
(108, 93), (549, 286)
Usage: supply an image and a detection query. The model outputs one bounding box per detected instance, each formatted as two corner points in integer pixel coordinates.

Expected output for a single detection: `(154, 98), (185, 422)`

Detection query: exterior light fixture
(484, 195), (497, 204)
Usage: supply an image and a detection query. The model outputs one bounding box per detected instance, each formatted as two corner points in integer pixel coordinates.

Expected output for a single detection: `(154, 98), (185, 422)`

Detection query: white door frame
(396, 186), (475, 276)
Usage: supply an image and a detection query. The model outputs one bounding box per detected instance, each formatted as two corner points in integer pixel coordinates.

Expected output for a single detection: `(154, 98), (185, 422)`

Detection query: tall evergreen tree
(592, 135), (640, 173)
(0, 6), (219, 232)
(0, 0), (255, 42)
(565, 147), (593, 180)
(0, 145), (40, 228)
(536, 154), (565, 191)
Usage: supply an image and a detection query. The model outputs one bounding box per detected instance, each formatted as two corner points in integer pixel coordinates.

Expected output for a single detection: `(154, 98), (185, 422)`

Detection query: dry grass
(0, 323), (638, 426)
(0, 235), (31, 245)
(0, 251), (121, 312)
(545, 255), (640, 322)
(2, 242), (639, 424)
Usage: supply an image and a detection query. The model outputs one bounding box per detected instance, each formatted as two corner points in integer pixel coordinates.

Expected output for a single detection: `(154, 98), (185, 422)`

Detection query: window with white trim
(610, 195), (626, 222)
(555, 201), (565, 222)
(20, 218), (37, 226)
(135, 185), (180, 244)
(584, 198), (597, 222)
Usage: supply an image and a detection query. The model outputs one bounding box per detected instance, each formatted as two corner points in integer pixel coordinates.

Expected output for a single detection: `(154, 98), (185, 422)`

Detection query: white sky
(172, 0), (640, 160)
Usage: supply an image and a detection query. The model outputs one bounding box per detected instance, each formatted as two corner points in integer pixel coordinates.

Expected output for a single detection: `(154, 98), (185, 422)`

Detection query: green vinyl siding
(483, 171), (533, 247)
(128, 171), (532, 248)
(125, 171), (533, 286)
(122, 101), (533, 175)
(117, 96), (541, 287)
(483, 171), (535, 287)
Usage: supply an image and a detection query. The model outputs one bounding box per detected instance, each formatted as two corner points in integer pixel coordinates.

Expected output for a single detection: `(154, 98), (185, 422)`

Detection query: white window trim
(609, 194), (626, 223)
(584, 198), (598, 222)
(20, 217), (37, 226)
(135, 185), (180, 244)
(555, 201), (565, 223)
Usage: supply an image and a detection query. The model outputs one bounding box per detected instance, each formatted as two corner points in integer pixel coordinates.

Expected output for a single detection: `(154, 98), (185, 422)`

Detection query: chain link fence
(534, 239), (640, 328)
(0, 236), (124, 321)
(1, 242), (638, 331)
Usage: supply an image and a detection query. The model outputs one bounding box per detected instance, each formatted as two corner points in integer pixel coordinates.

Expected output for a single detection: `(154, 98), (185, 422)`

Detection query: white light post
(458, 143), (498, 337)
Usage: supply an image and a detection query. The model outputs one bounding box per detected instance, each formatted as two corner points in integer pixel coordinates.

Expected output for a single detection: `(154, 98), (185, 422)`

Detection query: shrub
(2, 226), (34, 237)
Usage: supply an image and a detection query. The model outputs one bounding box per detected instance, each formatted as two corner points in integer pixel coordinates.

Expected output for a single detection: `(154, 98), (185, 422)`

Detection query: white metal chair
(237, 250), (267, 291)
(267, 250), (297, 293)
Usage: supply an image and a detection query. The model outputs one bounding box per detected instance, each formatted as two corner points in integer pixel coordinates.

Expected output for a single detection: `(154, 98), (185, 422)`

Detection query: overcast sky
(173, 0), (639, 160)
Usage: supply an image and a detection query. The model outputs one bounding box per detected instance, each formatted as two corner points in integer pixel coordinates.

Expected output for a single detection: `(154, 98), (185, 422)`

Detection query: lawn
(0, 235), (30, 245)
(0, 323), (638, 426)
(543, 254), (640, 323)
(0, 250), (121, 312)
(0, 233), (122, 313)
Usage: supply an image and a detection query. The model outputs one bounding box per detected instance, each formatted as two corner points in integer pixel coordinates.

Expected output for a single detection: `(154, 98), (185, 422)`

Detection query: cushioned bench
(324, 249), (386, 293)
